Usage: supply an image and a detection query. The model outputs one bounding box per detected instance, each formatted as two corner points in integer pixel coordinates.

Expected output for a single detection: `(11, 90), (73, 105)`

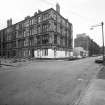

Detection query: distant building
(0, 3), (73, 58)
(74, 33), (100, 56)
(74, 33), (89, 51)
(73, 47), (88, 58)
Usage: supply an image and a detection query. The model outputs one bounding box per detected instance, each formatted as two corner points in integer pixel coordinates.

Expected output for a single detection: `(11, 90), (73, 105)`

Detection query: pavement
(0, 58), (33, 66)
(78, 66), (105, 105)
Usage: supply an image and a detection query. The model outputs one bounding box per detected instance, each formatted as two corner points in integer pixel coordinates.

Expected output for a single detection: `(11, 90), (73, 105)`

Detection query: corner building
(0, 4), (73, 58)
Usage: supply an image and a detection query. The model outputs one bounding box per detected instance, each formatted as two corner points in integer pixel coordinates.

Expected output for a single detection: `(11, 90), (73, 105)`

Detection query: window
(38, 25), (41, 33)
(54, 35), (57, 44)
(42, 13), (49, 21)
(23, 31), (26, 37)
(33, 17), (37, 24)
(24, 38), (29, 46)
(16, 24), (19, 30)
(57, 23), (60, 33)
(29, 30), (32, 36)
(34, 36), (37, 44)
(24, 27), (29, 36)
(42, 35), (48, 44)
(12, 32), (16, 40)
(30, 18), (36, 25)
(42, 24), (49, 32)
(29, 20), (32, 26)
(37, 36), (41, 44)
(62, 38), (65, 46)
(38, 16), (41, 23)
(42, 25), (45, 32)
(18, 31), (23, 38)
(33, 25), (37, 34)
(7, 33), (12, 41)
(31, 29), (34, 35)
(30, 38), (34, 46)
(57, 36), (60, 45)
(19, 23), (23, 29)
(24, 20), (29, 27)
(18, 40), (21, 48)
(62, 27), (66, 36)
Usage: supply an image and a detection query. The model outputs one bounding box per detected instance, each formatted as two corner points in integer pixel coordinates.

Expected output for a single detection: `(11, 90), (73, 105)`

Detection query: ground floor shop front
(3, 47), (73, 58)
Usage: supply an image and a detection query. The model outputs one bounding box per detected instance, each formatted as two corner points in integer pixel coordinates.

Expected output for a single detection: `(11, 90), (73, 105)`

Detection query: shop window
(65, 51), (67, 56)
(54, 48), (56, 57)
(37, 49), (40, 56)
(42, 49), (48, 56)
(45, 49), (48, 56)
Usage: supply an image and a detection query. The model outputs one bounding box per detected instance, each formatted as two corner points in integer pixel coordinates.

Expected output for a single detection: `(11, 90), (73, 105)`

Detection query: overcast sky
(0, 0), (105, 46)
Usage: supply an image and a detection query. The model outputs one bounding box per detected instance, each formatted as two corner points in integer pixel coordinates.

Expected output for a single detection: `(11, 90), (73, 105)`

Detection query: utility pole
(90, 22), (104, 63)
(0, 31), (1, 67)
(101, 22), (104, 63)
(0, 30), (3, 67)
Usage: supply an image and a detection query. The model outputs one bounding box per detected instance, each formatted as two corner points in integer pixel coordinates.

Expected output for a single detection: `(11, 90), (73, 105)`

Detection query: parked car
(95, 57), (103, 63)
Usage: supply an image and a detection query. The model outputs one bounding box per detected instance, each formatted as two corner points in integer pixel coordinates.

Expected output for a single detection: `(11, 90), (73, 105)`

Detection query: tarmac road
(0, 57), (102, 105)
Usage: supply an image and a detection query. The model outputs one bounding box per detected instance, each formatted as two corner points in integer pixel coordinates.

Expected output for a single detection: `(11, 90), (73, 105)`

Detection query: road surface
(0, 57), (102, 105)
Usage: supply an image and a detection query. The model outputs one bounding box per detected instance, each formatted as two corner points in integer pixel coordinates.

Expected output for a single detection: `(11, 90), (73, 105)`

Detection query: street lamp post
(91, 22), (104, 63)
(101, 22), (104, 63)
(0, 37), (1, 67)
(0, 31), (3, 67)
(0, 38), (2, 67)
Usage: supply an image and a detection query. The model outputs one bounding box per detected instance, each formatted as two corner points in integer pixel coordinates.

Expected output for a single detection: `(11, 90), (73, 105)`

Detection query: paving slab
(79, 79), (105, 105)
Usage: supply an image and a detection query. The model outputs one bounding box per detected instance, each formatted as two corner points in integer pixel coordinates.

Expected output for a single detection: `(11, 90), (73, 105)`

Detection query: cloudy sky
(0, 0), (105, 46)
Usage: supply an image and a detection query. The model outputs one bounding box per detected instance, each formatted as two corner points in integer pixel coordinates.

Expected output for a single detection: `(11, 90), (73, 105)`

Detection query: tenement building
(74, 33), (100, 56)
(0, 4), (73, 58)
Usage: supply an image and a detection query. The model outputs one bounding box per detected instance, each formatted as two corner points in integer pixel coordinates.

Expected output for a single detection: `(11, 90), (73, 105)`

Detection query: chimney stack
(7, 18), (12, 27)
(56, 3), (60, 14)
